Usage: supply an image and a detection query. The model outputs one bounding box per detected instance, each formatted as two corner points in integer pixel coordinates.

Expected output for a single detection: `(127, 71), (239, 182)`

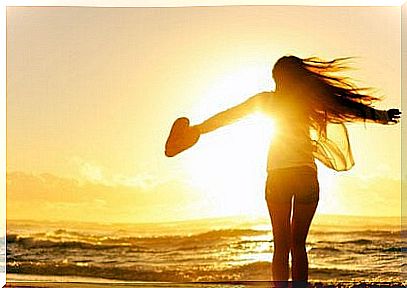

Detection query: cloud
(69, 156), (161, 190)
(6, 171), (199, 223)
(6, 169), (401, 224)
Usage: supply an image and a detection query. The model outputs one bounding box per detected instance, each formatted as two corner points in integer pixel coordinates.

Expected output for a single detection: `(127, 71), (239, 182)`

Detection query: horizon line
(6, 213), (403, 226)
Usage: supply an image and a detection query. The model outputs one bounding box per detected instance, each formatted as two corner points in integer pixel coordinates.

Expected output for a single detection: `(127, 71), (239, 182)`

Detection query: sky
(6, 5), (402, 223)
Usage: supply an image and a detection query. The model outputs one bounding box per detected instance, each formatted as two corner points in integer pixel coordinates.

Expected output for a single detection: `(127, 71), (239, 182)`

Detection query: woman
(166, 56), (400, 284)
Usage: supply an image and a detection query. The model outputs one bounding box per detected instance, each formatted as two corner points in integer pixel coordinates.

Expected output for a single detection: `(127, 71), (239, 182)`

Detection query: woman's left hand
(387, 109), (401, 123)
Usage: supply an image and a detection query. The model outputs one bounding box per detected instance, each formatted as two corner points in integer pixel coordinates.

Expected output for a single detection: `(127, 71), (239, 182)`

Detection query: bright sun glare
(181, 62), (342, 218)
(182, 113), (276, 218)
(181, 63), (277, 218)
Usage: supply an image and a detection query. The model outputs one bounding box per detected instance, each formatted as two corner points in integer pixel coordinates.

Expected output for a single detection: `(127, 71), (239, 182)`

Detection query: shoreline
(5, 275), (407, 288)
(5, 280), (407, 288)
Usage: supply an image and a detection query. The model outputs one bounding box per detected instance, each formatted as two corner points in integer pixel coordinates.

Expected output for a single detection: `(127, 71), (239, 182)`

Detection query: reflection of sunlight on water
(226, 234), (273, 266)
(250, 224), (271, 231)
(240, 234), (272, 243)
(238, 251), (272, 264)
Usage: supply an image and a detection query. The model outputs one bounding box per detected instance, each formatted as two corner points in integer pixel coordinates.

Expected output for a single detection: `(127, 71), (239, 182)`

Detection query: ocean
(5, 215), (405, 283)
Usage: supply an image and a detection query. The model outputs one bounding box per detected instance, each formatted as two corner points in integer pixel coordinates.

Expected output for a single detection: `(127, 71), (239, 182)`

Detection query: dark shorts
(265, 166), (319, 204)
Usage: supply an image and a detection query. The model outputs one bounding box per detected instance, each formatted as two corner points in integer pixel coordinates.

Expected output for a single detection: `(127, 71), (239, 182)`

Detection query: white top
(267, 118), (316, 171)
(263, 94), (316, 171)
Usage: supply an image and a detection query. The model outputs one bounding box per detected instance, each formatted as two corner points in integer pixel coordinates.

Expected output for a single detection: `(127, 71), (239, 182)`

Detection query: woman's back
(267, 92), (315, 171)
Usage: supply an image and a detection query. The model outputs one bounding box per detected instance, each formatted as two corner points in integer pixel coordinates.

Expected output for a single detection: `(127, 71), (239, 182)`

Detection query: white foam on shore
(7, 273), (124, 283)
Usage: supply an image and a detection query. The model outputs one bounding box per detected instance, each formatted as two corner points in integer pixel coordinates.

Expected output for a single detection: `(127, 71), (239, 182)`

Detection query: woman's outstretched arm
(363, 107), (401, 124)
(193, 92), (271, 134)
(338, 98), (401, 124)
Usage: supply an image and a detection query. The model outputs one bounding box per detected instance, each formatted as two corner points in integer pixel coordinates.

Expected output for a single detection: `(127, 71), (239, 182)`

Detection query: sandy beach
(4, 280), (407, 288)
(5, 273), (407, 287)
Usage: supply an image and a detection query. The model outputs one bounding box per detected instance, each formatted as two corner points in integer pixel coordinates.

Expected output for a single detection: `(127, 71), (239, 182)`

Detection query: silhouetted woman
(165, 56), (400, 285)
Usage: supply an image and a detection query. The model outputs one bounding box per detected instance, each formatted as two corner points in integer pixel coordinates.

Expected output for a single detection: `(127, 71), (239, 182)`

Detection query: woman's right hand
(165, 117), (200, 157)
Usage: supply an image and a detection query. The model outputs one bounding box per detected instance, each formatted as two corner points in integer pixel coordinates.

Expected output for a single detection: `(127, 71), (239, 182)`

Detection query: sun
(178, 61), (278, 218)
(181, 113), (276, 218)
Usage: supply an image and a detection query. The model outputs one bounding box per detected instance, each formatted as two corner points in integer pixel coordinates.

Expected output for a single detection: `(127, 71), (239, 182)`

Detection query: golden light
(179, 61), (278, 218)
(314, 163), (341, 215)
(178, 57), (348, 219)
(182, 113), (276, 218)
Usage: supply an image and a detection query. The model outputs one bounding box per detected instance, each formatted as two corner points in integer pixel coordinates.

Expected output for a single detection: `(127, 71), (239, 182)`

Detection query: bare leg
(290, 199), (318, 281)
(267, 200), (292, 281)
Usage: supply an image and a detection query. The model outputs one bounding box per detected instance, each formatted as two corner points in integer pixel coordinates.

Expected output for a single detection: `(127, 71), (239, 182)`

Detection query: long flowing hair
(272, 55), (380, 134)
